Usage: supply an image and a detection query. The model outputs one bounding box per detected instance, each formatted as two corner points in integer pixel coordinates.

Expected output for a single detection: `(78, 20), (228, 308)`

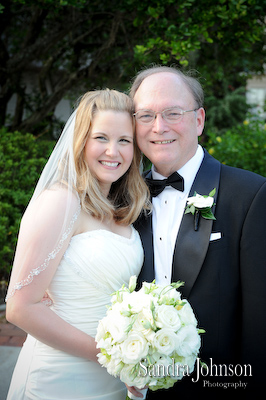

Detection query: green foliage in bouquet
(0, 128), (55, 282)
(203, 117), (266, 177)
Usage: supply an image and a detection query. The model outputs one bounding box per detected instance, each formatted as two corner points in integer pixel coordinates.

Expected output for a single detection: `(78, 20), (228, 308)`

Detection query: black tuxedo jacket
(134, 150), (266, 397)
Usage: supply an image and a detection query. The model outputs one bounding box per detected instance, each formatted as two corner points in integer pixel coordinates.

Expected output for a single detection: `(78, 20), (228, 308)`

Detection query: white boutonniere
(185, 188), (216, 231)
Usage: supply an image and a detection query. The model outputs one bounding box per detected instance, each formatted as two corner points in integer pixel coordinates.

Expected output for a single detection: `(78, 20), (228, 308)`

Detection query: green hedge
(204, 118), (266, 177)
(0, 128), (55, 282)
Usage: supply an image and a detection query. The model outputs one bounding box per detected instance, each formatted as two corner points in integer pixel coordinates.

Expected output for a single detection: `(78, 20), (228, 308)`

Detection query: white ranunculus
(175, 325), (201, 357)
(121, 331), (149, 364)
(178, 301), (197, 327)
(155, 305), (182, 331)
(153, 328), (178, 356)
(187, 194), (214, 209)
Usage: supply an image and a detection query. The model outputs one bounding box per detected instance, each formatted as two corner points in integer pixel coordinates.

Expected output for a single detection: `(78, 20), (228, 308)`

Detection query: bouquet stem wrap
(126, 388), (148, 399)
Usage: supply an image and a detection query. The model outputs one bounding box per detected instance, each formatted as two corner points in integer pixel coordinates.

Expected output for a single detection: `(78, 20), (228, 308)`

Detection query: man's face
(133, 72), (205, 177)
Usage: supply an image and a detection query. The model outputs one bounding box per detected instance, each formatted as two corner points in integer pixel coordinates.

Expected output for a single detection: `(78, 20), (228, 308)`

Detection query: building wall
(246, 75), (266, 119)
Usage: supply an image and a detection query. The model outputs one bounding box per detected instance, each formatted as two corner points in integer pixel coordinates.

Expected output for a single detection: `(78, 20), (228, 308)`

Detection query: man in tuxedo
(130, 66), (266, 398)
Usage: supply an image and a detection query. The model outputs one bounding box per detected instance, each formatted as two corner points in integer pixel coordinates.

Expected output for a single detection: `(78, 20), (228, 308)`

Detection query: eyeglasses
(133, 107), (198, 125)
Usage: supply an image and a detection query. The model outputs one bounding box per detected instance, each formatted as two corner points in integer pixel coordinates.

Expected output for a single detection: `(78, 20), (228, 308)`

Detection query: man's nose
(152, 113), (169, 135)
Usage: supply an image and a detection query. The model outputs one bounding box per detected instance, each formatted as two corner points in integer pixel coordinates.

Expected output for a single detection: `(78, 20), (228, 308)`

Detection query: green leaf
(201, 209), (216, 220)
(209, 188), (216, 197)
(190, 205), (196, 214)
(171, 281), (184, 290)
(198, 328), (206, 334)
(142, 320), (152, 329)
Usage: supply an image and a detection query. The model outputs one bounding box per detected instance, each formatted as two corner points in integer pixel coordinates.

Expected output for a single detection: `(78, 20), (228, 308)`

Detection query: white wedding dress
(7, 227), (143, 400)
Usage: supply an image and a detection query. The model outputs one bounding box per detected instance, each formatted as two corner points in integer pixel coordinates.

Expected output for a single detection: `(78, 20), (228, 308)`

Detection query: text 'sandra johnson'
(139, 357), (252, 383)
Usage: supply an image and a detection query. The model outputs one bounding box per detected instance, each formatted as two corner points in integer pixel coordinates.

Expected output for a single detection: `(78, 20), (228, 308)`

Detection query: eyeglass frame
(133, 107), (199, 125)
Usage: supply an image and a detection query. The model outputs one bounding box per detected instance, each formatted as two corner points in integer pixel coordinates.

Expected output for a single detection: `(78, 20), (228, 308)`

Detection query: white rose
(97, 352), (110, 367)
(148, 355), (178, 389)
(175, 325), (201, 357)
(153, 328), (178, 356)
(155, 305), (181, 331)
(181, 354), (197, 374)
(187, 194), (214, 209)
(96, 336), (112, 353)
(120, 364), (149, 388)
(103, 311), (130, 343)
(152, 355), (173, 377)
(121, 331), (149, 364)
(122, 291), (153, 314)
(140, 281), (153, 292)
(158, 287), (181, 305)
(106, 357), (124, 377)
(133, 310), (156, 342)
(109, 343), (123, 360)
(109, 300), (124, 315)
(177, 301), (197, 327)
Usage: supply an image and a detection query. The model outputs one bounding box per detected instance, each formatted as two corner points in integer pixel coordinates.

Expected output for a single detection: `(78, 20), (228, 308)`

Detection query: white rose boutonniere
(185, 188), (216, 231)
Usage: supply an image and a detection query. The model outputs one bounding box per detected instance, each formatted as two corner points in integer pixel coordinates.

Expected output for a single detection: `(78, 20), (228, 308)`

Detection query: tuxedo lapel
(172, 151), (221, 298)
(135, 171), (155, 287)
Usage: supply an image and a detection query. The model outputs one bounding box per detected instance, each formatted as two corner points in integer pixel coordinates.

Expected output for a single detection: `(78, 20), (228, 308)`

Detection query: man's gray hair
(129, 65), (204, 108)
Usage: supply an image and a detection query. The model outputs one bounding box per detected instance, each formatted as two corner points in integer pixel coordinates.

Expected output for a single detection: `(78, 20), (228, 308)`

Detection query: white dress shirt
(152, 145), (204, 285)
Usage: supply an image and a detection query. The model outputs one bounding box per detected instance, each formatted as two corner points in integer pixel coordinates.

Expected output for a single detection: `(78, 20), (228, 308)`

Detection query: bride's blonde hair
(73, 89), (150, 225)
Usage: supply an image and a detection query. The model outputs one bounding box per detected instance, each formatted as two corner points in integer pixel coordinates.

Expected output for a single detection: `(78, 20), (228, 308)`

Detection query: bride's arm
(6, 188), (99, 362)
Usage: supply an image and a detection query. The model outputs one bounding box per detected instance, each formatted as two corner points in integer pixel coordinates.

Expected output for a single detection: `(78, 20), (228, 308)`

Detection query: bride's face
(84, 110), (134, 196)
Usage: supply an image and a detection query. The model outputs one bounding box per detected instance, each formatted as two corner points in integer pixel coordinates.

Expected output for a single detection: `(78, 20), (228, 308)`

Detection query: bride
(5, 89), (150, 399)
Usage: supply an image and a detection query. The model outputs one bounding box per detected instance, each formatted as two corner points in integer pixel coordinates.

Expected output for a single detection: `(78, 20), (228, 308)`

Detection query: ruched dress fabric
(7, 227), (143, 400)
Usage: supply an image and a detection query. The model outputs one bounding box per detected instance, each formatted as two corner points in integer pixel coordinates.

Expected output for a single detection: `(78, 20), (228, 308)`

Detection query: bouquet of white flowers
(96, 276), (204, 399)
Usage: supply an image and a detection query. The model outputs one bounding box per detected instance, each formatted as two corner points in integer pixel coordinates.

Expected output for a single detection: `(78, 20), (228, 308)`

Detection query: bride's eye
(119, 138), (132, 144)
(95, 136), (108, 141)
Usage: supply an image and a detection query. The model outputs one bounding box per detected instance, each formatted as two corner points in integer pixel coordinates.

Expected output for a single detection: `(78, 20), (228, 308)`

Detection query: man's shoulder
(220, 163), (266, 187)
(203, 149), (266, 188)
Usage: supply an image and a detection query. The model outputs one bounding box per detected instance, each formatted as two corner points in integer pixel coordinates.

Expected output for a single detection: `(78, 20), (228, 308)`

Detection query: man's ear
(196, 107), (205, 137)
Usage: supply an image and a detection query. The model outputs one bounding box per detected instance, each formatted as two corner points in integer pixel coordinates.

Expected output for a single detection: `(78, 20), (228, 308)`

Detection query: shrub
(203, 117), (266, 177)
(0, 128), (55, 282)
(204, 87), (249, 134)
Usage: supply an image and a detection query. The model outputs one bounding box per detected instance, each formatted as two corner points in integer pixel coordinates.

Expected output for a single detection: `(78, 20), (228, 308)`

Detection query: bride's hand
(125, 384), (147, 398)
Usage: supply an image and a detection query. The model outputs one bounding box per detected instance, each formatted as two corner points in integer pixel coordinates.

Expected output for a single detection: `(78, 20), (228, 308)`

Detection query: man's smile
(151, 139), (175, 144)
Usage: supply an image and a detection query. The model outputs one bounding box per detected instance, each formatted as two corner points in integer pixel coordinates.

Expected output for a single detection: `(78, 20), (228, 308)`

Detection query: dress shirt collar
(151, 145), (204, 194)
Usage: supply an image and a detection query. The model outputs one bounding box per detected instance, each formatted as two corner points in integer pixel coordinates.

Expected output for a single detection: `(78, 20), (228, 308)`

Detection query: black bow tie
(146, 172), (184, 197)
